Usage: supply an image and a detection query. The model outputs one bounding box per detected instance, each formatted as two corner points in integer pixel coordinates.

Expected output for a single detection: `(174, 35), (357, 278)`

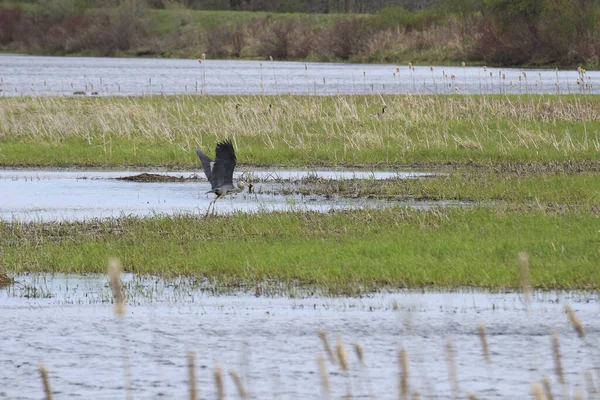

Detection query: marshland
(1, 36), (600, 400)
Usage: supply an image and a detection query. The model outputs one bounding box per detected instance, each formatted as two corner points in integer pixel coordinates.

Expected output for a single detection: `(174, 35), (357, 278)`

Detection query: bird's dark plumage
(195, 140), (237, 192)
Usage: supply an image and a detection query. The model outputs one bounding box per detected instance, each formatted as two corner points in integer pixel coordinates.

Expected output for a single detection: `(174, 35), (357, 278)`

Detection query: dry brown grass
(1, 94), (598, 167)
(0, 267), (12, 286)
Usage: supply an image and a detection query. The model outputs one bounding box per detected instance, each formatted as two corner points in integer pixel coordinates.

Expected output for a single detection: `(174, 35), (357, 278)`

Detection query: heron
(195, 140), (253, 217)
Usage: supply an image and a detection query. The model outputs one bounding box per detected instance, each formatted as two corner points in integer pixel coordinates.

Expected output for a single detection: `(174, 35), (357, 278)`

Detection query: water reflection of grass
(0, 94), (598, 168)
(1, 207), (597, 291)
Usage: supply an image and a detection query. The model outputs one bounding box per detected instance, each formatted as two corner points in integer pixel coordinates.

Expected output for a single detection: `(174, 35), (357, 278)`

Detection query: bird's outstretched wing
(211, 140), (237, 189)
(195, 149), (214, 185)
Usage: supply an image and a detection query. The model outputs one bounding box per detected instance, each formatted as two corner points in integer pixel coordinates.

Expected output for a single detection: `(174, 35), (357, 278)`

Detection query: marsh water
(1, 274), (599, 399)
(0, 54), (596, 96)
(0, 168), (463, 222)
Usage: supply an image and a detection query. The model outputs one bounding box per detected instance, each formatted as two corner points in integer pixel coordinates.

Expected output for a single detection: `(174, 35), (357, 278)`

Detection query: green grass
(1, 94), (599, 169)
(1, 207), (598, 292)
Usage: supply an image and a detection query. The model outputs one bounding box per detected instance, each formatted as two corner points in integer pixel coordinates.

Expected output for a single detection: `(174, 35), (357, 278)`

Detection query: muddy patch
(115, 172), (202, 182)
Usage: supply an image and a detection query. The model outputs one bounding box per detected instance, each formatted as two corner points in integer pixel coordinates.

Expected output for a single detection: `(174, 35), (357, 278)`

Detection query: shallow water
(1, 274), (598, 399)
(0, 168), (458, 222)
(0, 54), (596, 96)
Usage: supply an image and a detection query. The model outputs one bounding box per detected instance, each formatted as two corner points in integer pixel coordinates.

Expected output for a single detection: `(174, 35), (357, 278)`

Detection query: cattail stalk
(230, 370), (248, 400)
(336, 336), (348, 372)
(530, 382), (546, 400)
(551, 331), (564, 384)
(108, 258), (125, 316)
(318, 330), (335, 364)
(317, 355), (330, 400)
(478, 324), (490, 364)
(108, 258), (131, 400)
(541, 377), (554, 400)
(187, 351), (197, 400)
(565, 305), (585, 338)
(445, 339), (460, 396)
(39, 362), (52, 400)
(518, 252), (532, 307)
(353, 343), (364, 366)
(399, 348), (409, 399)
(214, 363), (224, 400)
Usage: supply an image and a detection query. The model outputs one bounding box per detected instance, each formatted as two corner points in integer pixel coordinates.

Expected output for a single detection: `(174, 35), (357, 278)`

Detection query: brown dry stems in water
(39, 362), (52, 400)
(518, 252), (532, 307)
(229, 370), (248, 400)
(565, 305), (585, 338)
(551, 331), (564, 384)
(399, 347), (410, 399)
(353, 343), (364, 366)
(318, 329), (335, 364)
(541, 376), (555, 400)
(108, 258), (125, 316)
(478, 324), (490, 364)
(336, 335), (349, 372)
(214, 363), (224, 400)
(317, 355), (330, 400)
(530, 382), (546, 400)
(187, 351), (197, 400)
(445, 339), (460, 396)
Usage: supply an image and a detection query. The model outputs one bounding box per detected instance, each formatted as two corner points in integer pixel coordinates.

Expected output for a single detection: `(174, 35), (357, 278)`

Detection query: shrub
(318, 16), (370, 60)
(0, 7), (22, 45)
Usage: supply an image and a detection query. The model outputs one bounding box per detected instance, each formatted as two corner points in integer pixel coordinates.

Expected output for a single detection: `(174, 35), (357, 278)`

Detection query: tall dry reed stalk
(318, 329), (335, 364)
(518, 252), (532, 307)
(478, 324), (490, 364)
(541, 377), (554, 400)
(39, 362), (52, 400)
(229, 370), (248, 400)
(187, 351), (197, 400)
(565, 305), (585, 338)
(399, 347), (410, 400)
(108, 258), (131, 400)
(445, 339), (460, 396)
(335, 336), (348, 372)
(530, 382), (546, 400)
(214, 362), (224, 400)
(108, 258), (125, 316)
(317, 355), (330, 400)
(551, 331), (564, 385)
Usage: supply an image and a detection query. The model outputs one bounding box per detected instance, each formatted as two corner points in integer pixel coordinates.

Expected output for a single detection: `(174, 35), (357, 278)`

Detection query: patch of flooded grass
(0, 94), (599, 169)
(1, 207), (598, 290)
(268, 170), (599, 206)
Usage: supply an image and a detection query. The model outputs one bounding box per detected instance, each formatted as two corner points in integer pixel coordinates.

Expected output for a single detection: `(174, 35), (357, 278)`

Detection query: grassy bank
(1, 94), (599, 169)
(1, 207), (597, 291)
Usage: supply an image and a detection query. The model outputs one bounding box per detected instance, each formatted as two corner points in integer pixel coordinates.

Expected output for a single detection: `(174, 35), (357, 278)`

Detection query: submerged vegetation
(1, 94), (599, 169)
(1, 207), (598, 291)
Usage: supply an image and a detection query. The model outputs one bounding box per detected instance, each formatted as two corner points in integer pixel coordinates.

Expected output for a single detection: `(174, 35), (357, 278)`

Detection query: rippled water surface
(0, 168), (459, 222)
(0, 54), (596, 96)
(1, 274), (598, 399)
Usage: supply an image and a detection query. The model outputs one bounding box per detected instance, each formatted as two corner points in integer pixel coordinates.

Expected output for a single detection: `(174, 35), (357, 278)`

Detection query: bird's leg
(205, 195), (218, 218)
(209, 194), (224, 217)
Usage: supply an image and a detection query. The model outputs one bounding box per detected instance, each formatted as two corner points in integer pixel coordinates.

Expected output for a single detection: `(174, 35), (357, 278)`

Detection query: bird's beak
(247, 183), (254, 193)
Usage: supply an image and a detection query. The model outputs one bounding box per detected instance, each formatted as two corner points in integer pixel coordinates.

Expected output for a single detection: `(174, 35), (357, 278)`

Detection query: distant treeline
(0, 0), (599, 67)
